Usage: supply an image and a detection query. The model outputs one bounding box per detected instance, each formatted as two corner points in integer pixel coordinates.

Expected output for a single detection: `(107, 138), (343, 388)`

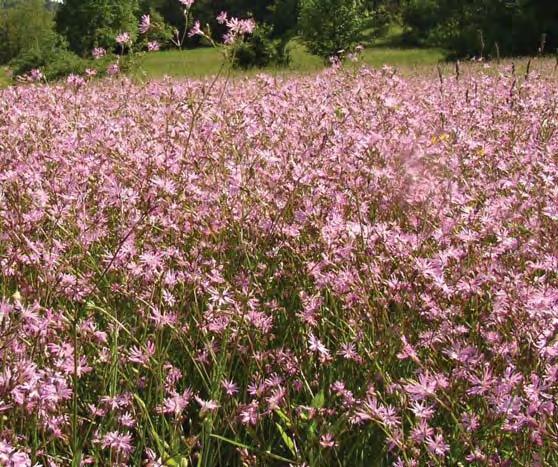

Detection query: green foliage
(299, 0), (366, 59)
(365, 4), (394, 39)
(267, 0), (300, 37)
(0, 0), (59, 64)
(401, 0), (558, 57)
(139, 8), (174, 50)
(141, 0), (300, 43)
(56, 0), (139, 56)
(141, 0), (184, 30)
(0, 0), (86, 81)
(9, 47), (98, 81)
(228, 24), (291, 69)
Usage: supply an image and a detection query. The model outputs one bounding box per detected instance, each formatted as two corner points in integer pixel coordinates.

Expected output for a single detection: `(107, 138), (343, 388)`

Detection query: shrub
(10, 47), (102, 82)
(367, 5), (394, 38)
(55, 0), (139, 56)
(401, 0), (558, 57)
(299, 0), (365, 59)
(228, 25), (291, 69)
(0, 0), (59, 64)
(139, 9), (174, 50)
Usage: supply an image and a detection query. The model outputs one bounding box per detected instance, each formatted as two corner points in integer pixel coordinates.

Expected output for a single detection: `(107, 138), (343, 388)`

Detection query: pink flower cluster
(0, 62), (557, 464)
(139, 14), (151, 35)
(115, 32), (131, 46)
(217, 11), (256, 44)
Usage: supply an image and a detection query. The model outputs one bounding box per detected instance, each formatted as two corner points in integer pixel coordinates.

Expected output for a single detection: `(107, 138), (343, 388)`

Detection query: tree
(268, 0), (299, 37)
(56, 0), (139, 55)
(401, 0), (558, 57)
(140, 0), (299, 44)
(299, 0), (365, 59)
(0, 0), (59, 64)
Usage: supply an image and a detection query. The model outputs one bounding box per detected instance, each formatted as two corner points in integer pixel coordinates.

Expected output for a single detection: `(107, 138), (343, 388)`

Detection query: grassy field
(0, 39), (446, 88)
(0, 67), (10, 87)
(135, 42), (446, 81)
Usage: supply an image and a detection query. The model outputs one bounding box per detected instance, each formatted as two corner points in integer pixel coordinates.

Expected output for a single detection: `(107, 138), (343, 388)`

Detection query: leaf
(133, 394), (168, 455)
(276, 422), (297, 457)
(275, 409), (292, 428)
(309, 420), (318, 438)
(311, 390), (325, 409)
(210, 434), (297, 464)
(166, 457), (189, 467)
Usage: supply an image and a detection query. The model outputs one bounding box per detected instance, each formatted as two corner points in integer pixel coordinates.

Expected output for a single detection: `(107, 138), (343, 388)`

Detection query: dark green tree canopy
(3, 0), (558, 64)
(401, 0), (558, 57)
(139, 0), (299, 40)
(56, 0), (139, 55)
(0, 0), (60, 64)
(299, 0), (365, 59)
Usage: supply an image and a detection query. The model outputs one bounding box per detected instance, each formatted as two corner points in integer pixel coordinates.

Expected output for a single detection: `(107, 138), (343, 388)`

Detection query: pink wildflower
(139, 14), (151, 34)
(147, 41), (160, 52)
(319, 433), (337, 448)
(115, 32), (131, 45)
(92, 47), (106, 59)
(188, 20), (204, 38)
(100, 431), (134, 456)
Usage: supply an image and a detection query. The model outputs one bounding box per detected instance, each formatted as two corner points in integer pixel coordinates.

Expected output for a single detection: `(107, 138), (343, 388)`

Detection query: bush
(139, 9), (174, 50)
(0, 0), (59, 64)
(299, 0), (365, 59)
(401, 0), (558, 57)
(10, 47), (98, 82)
(400, 0), (440, 44)
(228, 25), (291, 69)
(367, 5), (394, 38)
(56, 0), (139, 56)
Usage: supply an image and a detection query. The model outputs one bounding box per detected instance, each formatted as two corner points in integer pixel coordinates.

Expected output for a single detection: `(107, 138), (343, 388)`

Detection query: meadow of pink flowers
(0, 62), (557, 466)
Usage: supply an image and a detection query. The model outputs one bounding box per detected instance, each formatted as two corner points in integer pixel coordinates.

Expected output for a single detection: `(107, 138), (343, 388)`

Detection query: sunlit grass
(0, 34), (448, 88)
(135, 41), (446, 82)
(0, 67), (10, 88)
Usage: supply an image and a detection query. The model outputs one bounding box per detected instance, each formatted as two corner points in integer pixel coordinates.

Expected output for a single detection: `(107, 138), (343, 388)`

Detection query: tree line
(0, 0), (557, 79)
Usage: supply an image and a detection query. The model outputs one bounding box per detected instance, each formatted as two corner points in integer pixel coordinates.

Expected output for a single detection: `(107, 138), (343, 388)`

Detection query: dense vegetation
(1, 56), (558, 466)
(1, 0), (557, 82)
(1, 1), (558, 466)
(401, 0), (558, 58)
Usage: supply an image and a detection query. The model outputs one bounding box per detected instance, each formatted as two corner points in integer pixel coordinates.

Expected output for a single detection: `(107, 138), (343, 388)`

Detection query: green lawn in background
(361, 46), (445, 67)
(0, 67), (10, 88)
(135, 47), (228, 79)
(0, 41), (447, 89)
(135, 41), (446, 81)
